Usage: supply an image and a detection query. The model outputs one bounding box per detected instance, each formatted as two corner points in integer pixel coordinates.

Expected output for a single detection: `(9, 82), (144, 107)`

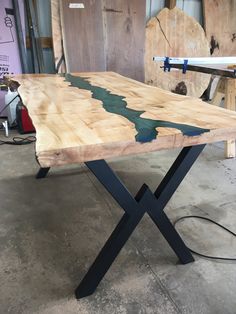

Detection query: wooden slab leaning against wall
(51, 0), (66, 73)
(203, 0), (236, 157)
(145, 7), (211, 97)
(203, 0), (236, 57)
(60, 0), (106, 72)
(103, 0), (146, 82)
(57, 0), (146, 81)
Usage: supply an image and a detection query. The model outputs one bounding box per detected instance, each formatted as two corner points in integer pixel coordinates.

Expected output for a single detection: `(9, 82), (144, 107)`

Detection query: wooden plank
(145, 7), (211, 97)
(51, 0), (66, 73)
(225, 79), (236, 157)
(210, 78), (225, 106)
(103, 0), (146, 82)
(203, 0), (236, 56)
(13, 72), (236, 167)
(210, 77), (236, 158)
(226, 140), (236, 158)
(60, 0), (106, 72)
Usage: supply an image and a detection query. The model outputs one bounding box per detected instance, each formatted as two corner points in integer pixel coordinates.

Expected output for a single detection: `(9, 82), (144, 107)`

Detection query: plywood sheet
(145, 7), (211, 97)
(203, 0), (236, 56)
(51, 0), (66, 73)
(103, 0), (146, 82)
(60, 0), (106, 72)
(14, 72), (236, 167)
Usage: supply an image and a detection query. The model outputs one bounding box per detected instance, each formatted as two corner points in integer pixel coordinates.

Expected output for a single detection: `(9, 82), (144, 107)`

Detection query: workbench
(13, 72), (236, 298)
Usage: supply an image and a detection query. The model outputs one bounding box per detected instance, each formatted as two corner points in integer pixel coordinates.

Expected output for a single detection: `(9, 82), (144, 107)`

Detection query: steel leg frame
(75, 144), (206, 299)
(36, 167), (50, 179)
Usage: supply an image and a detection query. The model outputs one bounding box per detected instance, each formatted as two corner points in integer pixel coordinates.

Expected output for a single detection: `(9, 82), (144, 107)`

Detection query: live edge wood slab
(13, 72), (236, 167)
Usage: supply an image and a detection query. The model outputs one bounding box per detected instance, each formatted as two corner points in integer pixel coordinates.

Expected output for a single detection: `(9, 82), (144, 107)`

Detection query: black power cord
(174, 215), (236, 261)
(0, 136), (36, 145)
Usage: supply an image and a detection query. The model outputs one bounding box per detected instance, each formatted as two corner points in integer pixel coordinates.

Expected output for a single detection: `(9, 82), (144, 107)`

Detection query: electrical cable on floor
(0, 136), (36, 145)
(174, 215), (236, 261)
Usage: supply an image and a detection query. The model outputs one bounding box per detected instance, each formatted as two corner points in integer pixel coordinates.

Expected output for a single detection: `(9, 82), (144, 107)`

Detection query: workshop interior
(0, 1), (236, 313)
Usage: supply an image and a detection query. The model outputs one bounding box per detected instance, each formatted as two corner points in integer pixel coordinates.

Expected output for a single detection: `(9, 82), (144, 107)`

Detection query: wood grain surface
(60, 0), (106, 72)
(145, 7), (211, 97)
(203, 0), (236, 56)
(14, 72), (236, 167)
(51, 0), (66, 73)
(225, 78), (236, 157)
(57, 0), (146, 81)
(103, 0), (146, 82)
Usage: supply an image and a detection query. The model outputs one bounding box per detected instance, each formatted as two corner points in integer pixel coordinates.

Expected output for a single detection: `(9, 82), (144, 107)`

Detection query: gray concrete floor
(0, 133), (236, 314)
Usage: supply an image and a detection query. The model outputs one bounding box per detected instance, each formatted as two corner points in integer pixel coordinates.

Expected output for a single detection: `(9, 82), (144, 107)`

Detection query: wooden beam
(225, 79), (236, 158)
(165, 0), (176, 9)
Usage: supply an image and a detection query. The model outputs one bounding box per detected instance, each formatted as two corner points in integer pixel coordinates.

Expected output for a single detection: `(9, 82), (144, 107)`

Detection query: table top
(13, 72), (236, 167)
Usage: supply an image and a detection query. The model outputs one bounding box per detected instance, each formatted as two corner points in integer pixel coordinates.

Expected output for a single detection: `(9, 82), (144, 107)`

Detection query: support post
(225, 79), (236, 158)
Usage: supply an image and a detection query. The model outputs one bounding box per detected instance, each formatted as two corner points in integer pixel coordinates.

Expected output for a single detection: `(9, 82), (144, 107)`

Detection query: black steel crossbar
(75, 144), (206, 299)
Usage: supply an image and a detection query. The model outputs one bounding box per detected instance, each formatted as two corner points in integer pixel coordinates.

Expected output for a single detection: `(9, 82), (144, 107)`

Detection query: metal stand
(75, 144), (205, 299)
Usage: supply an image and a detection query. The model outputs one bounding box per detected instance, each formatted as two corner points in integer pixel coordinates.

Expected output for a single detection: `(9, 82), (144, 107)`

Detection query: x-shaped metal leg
(75, 144), (206, 298)
(36, 167), (50, 179)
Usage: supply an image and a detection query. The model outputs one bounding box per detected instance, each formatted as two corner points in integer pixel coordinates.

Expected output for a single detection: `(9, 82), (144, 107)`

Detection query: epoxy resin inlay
(65, 74), (210, 143)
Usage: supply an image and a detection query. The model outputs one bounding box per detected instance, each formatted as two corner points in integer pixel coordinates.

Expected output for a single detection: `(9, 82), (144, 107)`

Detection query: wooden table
(13, 72), (236, 298)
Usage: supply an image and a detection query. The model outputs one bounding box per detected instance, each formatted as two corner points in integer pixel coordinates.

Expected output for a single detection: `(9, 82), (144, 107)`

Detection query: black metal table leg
(85, 159), (146, 216)
(144, 144), (206, 264)
(75, 211), (145, 298)
(154, 145), (206, 208)
(74, 144), (205, 298)
(36, 167), (50, 179)
(75, 167), (148, 299)
(138, 185), (194, 264)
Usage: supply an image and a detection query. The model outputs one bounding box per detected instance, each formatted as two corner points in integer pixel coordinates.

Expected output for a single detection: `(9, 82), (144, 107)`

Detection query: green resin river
(64, 74), (210, 143)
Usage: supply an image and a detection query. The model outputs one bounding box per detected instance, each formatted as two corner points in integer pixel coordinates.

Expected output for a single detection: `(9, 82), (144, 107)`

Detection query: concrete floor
(0, 134), (236, 314)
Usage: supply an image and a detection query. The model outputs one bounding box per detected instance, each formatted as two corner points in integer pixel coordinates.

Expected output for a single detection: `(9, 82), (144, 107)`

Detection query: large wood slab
(103, 0), (146, 82)
(203, 0), (236, 56)
(14, 72), (236, 167)
(60, 0), (106, 72)
(51, 0), (66, 73)
(57, 0), (146, 81)
(145, 7), (211, 97)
